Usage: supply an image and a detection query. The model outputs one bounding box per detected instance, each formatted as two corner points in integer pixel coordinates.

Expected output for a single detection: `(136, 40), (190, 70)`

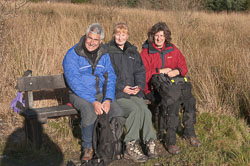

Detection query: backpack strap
(110, 117), (125, 140)
(110, 116), (126, 160)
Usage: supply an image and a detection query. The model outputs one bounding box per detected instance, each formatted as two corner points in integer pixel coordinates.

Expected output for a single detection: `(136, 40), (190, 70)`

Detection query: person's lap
(69, 93), (123, 127)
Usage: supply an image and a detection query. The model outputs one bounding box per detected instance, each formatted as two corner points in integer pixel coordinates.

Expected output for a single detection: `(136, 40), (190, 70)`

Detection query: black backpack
(109, 116), (126, 160)
(81, 113), (125, 166)
(67, 114), (125, 166)
(151, 74), (182, 107)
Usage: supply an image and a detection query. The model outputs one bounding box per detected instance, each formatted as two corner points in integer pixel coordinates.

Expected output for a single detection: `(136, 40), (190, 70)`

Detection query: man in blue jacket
(63, 23), (123, 163)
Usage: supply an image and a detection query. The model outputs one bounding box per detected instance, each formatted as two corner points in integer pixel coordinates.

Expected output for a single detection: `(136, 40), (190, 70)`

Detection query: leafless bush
(0, 0), (27, 103)
(0, 0), (27, 47)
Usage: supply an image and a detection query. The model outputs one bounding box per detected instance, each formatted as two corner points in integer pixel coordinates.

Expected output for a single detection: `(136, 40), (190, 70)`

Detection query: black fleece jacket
(106, 39), (146, 99)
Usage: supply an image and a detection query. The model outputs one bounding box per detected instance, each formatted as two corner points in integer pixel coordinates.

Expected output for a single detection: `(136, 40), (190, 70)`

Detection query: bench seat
(20, 105), (78, 123)
(16, 70), (79, 149)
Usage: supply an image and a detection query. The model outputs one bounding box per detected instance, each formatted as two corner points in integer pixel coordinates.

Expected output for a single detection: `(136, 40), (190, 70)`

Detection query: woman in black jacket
(106, 23), (158, 163)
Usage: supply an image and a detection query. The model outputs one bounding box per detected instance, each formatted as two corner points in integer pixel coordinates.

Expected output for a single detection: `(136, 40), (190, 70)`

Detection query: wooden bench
(16, 70), (78, 149)
(16, 70), (155, 149)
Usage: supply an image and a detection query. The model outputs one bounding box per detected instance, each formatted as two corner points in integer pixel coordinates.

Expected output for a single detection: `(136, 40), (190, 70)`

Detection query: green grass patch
(142, 112), (249, 166)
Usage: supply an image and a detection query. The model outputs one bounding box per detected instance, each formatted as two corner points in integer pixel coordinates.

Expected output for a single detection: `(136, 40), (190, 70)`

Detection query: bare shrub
(0, 0), (27, 46)
(0, 0), (28, 142)
(0, 0), (28, 103)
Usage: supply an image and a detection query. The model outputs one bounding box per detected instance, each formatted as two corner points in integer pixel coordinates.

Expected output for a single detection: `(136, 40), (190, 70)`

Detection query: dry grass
(0, 2), (249, 161)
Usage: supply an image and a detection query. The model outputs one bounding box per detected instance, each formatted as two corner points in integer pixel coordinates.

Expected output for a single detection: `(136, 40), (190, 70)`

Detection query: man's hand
(102, 100), (111, 114)
(93, 101), (103, 115)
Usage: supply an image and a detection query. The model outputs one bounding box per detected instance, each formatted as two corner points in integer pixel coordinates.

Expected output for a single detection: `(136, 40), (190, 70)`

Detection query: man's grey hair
(86, 23), (104, 39)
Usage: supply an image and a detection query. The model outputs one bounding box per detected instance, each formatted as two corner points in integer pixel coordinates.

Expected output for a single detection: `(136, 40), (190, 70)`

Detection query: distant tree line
(30, 0), (250, 12)
(203, 0), (249, 11)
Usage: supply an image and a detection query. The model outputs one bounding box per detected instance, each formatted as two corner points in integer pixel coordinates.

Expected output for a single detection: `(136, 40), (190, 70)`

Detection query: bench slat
(21, 105), (78, 119)
(17, 75), (67, 91)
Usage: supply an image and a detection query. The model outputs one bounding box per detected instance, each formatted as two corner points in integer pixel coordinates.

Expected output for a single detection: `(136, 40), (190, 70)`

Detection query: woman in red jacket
(141, 22), (201, 155)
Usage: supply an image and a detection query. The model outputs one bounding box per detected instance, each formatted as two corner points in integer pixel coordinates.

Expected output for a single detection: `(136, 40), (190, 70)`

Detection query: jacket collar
(142, 40), (173, 54)
(108, 38), (136, 53)
(75, 35), (107, 57)
(74, 35), (108, 73)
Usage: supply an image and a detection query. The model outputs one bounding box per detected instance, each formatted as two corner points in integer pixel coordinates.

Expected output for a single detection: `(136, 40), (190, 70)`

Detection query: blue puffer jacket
(63, 36), (116, 104)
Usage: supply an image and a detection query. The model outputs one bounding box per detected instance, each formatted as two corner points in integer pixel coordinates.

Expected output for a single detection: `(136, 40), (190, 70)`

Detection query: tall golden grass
(0, 2), (249, 140)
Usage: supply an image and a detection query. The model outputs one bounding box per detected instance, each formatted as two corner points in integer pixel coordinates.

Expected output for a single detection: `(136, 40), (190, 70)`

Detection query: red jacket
(140, 41), (188, 94)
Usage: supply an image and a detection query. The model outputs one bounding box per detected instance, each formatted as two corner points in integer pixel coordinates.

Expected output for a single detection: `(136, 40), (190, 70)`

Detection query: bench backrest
(17, 72), (69, 110)
(17, 74), (67, 91)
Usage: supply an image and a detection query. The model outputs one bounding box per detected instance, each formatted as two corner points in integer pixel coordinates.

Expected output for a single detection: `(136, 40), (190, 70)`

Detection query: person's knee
(144, 109), (152, 119)
(110, 102), (124, 117)
(167, 114), (179, 129)
(129, 106), (141, 116)
(116, 107), (124, 116)
(123, 100), (140, 113)
(183, 96), (196, 112)
(80, 111), (97, 127)
(183, 111), (196, 126)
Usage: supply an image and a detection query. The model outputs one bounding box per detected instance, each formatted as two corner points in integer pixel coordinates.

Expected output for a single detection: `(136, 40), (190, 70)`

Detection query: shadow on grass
(0, 122), (64, 166)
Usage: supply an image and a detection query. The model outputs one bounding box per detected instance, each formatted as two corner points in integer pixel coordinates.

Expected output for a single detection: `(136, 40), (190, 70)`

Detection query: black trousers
(146, 90), (197, 145)
(165, 96), (197, 145)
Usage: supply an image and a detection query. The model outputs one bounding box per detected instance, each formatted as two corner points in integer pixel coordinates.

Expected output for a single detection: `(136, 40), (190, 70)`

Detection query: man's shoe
(81, 148), (93, 163)
(167, 144), (181, 155)
(124, 140), (148, 163)
(146, 139), (158, 159)
(184, 136), (202, 147)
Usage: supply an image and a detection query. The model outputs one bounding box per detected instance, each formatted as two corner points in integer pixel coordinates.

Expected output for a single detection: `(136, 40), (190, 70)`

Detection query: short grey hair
(86, 23), (104, 39)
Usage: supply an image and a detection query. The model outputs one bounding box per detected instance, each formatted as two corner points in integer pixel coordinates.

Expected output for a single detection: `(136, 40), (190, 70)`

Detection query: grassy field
(0, 2), (249, 166)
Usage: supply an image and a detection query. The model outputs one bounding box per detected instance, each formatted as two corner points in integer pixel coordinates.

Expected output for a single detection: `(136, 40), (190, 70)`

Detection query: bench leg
(24, 118), (43, 149)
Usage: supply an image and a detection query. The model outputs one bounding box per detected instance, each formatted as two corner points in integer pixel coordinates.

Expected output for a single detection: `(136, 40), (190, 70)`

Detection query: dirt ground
(0, 105), (171, 166)
(0, 121), (170, 166)
(65, 142), (169, 166)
